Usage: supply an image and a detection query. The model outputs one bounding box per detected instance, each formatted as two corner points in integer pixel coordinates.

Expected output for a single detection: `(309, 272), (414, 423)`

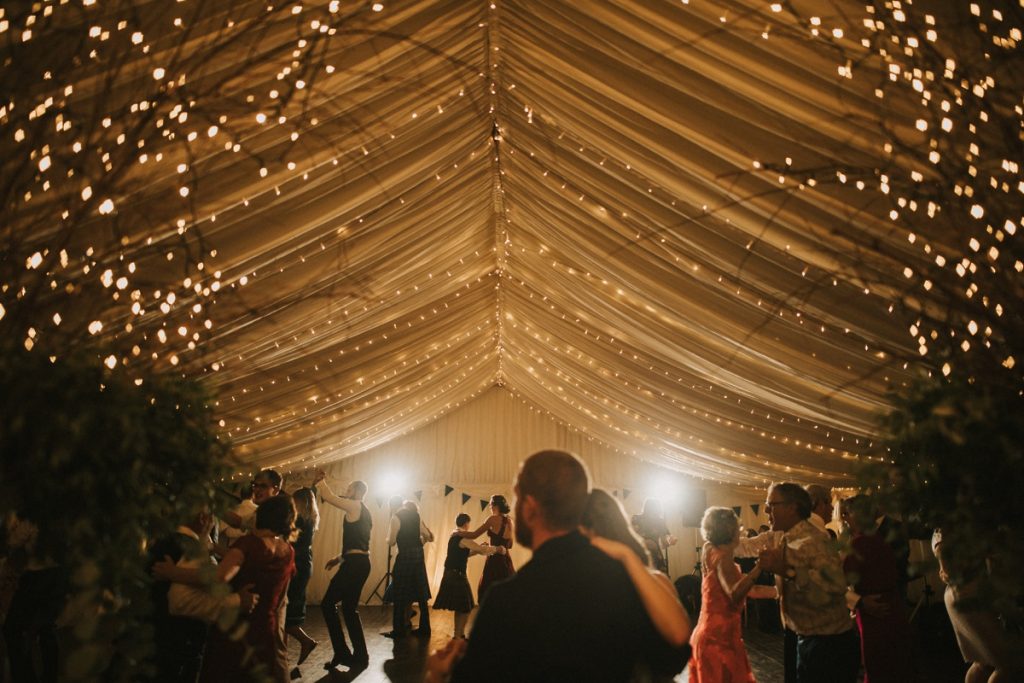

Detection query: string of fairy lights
(502, 303), (873, 454)
(2, 0), (405, 367)
(165, 1), (905, 485)
(499, 317), (860, 482)
(3, 1), (1018, 488)
(228, 367), (498, 478)
(763, 1), (1022, 381)
(215, 283), (497, 431)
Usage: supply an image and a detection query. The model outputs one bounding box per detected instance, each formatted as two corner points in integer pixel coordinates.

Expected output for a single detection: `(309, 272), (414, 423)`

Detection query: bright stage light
(377, 470), (406, 497)
(647, 474), (679, 506)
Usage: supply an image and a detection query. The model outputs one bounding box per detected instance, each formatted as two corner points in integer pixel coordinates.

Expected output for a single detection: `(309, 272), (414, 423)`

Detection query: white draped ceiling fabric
(10, 0), (935, 493)
(194, 0), (911, 489)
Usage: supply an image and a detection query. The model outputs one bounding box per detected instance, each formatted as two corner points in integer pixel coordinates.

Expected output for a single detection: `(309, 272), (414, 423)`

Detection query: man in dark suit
(426, 450), (691, 683)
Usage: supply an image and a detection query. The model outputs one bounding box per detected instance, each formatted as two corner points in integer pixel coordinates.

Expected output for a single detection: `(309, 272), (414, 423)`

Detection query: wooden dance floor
(290, 603), (967, 683)
(291, 604), (763, 683)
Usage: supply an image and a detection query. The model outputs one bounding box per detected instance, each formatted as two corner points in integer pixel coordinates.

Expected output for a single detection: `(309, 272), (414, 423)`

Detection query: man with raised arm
(315, 469), (373, 672)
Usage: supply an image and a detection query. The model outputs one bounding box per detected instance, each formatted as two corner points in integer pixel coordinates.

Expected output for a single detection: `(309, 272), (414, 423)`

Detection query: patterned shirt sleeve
(787, 527), (847, 605)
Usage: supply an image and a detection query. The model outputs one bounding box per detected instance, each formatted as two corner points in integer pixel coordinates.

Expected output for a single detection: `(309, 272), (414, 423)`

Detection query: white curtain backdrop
(288, 386), (768, 605)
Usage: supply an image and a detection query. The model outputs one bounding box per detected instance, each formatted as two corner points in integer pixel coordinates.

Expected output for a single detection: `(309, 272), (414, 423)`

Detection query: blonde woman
(286, 487), (320, 667)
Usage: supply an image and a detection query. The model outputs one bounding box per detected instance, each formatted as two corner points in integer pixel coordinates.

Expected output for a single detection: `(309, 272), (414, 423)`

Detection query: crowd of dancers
(4, 450), (1023, 682)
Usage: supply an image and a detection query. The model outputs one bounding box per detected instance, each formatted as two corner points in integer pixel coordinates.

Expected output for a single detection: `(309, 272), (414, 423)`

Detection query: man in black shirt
(427, 449), (691, 683)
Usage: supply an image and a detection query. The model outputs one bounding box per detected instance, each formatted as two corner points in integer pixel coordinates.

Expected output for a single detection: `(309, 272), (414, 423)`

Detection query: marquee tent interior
(5, 0), (970, 600)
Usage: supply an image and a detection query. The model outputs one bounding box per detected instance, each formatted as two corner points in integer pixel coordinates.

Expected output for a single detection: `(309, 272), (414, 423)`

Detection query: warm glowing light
(377, 471), (405, 496)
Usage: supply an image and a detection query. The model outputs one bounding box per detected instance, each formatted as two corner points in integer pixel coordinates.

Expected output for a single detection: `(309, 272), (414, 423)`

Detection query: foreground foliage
(0, 345), (233, 681)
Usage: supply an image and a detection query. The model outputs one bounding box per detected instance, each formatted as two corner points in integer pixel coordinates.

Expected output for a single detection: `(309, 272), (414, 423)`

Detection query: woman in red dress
(156, 494), (296, 682)
(688, 507), (776, 683)
(841, 495), (916, 683)
(204, 493), (295, 682)
(460, 494), (514, 602)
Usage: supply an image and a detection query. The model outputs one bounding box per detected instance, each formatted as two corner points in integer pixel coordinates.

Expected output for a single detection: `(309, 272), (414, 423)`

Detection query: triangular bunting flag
(480, 499), (489, 512)
(461, 493), (471, 505)
(376, 496), (386, 509)
(613, 490), (620, 498)
(622, 488), (631, 499)
(414, 490), (423, 501)
(732, 506), (742, 517)
(751, 504), (760, 516)
(444, 485), (454, 497)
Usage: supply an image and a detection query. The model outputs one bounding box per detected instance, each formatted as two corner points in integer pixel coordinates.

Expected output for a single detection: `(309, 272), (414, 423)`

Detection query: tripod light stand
(368, 495), (403, 605)
(368, 542), (394, 604)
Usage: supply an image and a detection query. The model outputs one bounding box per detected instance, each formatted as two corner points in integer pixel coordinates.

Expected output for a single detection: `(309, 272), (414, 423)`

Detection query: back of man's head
(805, 484), (832, 516)
(518, 450), (589, 531)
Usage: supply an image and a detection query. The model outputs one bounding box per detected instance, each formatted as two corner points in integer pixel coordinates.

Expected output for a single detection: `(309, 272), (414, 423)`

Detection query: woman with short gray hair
(688, 506), (777, 681)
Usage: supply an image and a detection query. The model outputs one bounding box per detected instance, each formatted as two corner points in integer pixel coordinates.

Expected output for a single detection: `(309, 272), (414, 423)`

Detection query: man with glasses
(222, 470), (283, 533)
(758, 483), (858, 683)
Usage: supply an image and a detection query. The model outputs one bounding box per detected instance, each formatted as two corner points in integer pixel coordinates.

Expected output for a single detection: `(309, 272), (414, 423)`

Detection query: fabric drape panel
(17, 0), (941, 488)
(299, 387), (766, 605)
(194, 0), (913, 483)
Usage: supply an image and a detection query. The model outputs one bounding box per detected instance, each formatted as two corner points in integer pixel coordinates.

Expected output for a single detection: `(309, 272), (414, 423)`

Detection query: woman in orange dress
(688, 507), (776, 682)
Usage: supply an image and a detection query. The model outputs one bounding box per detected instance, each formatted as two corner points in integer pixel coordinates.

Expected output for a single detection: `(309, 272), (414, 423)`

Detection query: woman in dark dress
(433, 513), (505, 638)
(388, 500), (434, 637)
(461, 494), (515, 602)
(286, 487), (319, 669)
(631, 498), (677, 575)
(841, 495), (916, 683)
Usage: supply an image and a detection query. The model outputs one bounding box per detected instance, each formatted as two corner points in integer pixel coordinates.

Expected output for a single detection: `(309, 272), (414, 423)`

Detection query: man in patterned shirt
(758, 483), (858, 683)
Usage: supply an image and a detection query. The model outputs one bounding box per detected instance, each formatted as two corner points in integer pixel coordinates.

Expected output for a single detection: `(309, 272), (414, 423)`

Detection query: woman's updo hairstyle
(490, 494), (511, 514)
(700, 507), (739, 547)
